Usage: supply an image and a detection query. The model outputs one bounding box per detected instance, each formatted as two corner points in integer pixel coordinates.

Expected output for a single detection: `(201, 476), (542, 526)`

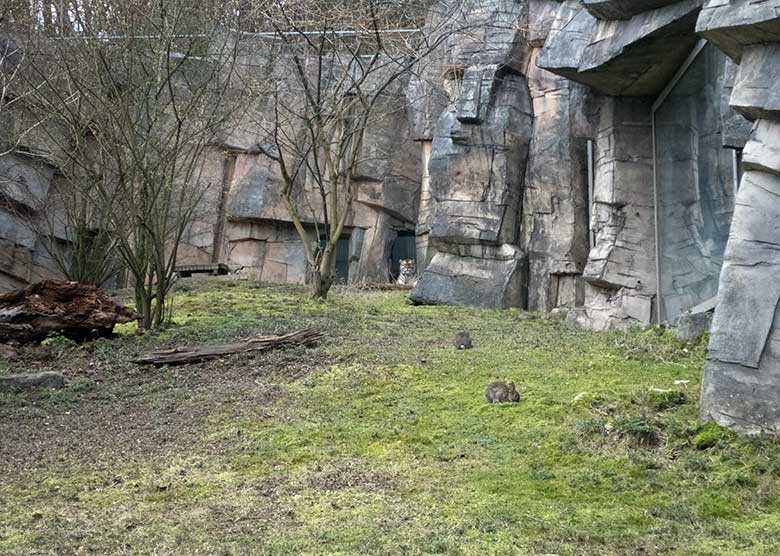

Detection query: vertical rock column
(410, 67), (534, 309)
(701, 48), (780, 433)
(568, 98), (657, 329)
(696, 0), (780, 433)
(409, 0), (535, 310)
(523, 47), (592, 312)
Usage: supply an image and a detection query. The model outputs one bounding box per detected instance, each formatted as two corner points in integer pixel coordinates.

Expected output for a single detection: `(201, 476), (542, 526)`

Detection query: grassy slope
(1, 280), (780, 555)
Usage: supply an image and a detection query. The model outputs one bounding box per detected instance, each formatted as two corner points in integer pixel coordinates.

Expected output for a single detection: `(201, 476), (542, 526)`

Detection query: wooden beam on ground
(132, 328), (323, 366)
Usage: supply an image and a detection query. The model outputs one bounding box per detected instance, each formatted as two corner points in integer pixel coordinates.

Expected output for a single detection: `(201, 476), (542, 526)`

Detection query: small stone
(0, 344), (17, 360)
(549, 307), (568, 321)
(0, 371), (65, 392)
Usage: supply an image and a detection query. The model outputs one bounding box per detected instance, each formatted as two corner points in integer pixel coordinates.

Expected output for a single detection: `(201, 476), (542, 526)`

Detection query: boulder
(672, 311), (713, 343)
(410, 246), (527, 310)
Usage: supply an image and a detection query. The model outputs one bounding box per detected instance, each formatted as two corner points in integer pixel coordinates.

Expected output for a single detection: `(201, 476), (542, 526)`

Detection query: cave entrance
(335, 237), (350, 284)
(390, 231), (416, 280)
(317, 236), (351, 284)
(653, 41), (743, 321)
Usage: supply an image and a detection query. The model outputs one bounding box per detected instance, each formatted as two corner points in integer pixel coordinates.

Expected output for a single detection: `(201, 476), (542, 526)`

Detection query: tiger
(396, 259), (417, 286)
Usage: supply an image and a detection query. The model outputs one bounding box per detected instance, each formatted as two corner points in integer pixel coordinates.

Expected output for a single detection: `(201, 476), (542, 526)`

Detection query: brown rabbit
(486, 382), (520, 403)
(454, 331), (473, 350)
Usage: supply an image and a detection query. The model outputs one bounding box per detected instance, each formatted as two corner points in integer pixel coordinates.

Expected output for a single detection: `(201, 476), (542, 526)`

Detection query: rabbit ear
(508, 382), (515, 389)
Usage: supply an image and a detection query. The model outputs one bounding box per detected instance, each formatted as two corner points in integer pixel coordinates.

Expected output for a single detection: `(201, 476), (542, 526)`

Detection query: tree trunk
(311, 244), (338, 300)
(135, 285), (153, 331)
(133, 328), (323, 366)
(310, 270), (336, 300)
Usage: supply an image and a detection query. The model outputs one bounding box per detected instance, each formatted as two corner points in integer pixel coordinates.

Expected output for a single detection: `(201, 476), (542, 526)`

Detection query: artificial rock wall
(409, 0), (694, 327)
(409, 0), (533, 309)
(7, 0), (780, 432)
(0, 34), (423, 290)
(697, 1), (780, 435)
(175, 45), (423, 286)
(410, 0), (598, 312)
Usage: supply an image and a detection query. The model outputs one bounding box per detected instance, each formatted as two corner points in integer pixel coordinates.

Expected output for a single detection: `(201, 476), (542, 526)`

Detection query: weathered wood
(0, 372), (65, 392)
(175, 263), (230, 277)
(0, 280), (139, 344)
(355, 283), (414, 291)
(132, 328), (323, 366)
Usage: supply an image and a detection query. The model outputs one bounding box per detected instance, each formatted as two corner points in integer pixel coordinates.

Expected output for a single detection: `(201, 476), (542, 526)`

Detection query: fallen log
(0, 280), (140, 344)
(132, 328), (323, 366)
(355, 283), (414, 291)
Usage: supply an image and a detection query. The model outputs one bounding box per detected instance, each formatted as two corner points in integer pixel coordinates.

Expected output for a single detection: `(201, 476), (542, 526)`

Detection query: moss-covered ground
(2, 279), (780, 555)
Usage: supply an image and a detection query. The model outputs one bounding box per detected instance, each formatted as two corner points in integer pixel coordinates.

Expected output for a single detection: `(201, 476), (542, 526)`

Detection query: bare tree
(251, 0), (464, 299)
(6, 0), (247, 328)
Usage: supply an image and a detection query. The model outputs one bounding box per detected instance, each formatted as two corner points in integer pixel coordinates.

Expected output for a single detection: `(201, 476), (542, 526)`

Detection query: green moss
(643, 388), (688, 411)
(693, 421), (737, 449)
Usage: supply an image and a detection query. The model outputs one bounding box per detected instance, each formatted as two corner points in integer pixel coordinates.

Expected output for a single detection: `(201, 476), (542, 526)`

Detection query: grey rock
(720, 57), (754, 149)
(567, 286), (655, 331)
(523, 51), (592, 312)
(409, 0), (534, 309)
(730, 44), (780, 122)
(573, 97), (657, 330)
(549, 307), (569, 321)
(527, 0), (562, 47)
(582, 0), (684, 20)
(0, 371), (65, 392)
(706, 169), (780, 369)
(701, 119), (780, 434)
(410, 246), (527, 310)
(672, 311), (713, 343)
(742, 120), (780, 176)
(0, 344), (17, 360)
(537, 1), (702, 96)
(696, 0), (780, 61)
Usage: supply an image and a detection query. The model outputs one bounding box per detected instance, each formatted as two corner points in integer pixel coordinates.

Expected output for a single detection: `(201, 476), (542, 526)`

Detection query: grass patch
(1, 279), (779, 555)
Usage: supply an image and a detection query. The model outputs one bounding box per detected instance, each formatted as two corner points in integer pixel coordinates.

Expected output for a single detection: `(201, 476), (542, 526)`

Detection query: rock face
(537, 0), (702, 96)
(672, 310), (713, 343)
(409, 0), (533, 310)
(522, 47), (593, 312)
(582, 0), (683, 20)
(696, 0), (780, 435)
(410, 0), (600, 311)
(0, 0), (774, 438)
(6, 0), (780, 441)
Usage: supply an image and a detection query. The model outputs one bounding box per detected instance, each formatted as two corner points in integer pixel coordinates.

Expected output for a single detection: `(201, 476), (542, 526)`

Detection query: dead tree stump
(0, 280), (139, 344)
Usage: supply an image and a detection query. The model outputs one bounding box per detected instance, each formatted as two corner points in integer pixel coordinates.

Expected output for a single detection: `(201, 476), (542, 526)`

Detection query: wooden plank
(132, 328), (323, 366)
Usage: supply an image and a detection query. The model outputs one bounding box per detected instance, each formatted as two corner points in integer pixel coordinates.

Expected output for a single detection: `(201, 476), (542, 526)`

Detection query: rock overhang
(537, 0), (704, 96)
(696, 0), (780, 62)
(582, 0), (685, 20)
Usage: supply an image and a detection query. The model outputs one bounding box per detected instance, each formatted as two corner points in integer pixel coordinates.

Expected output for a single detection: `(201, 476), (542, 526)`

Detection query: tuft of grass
(693, 421), (738, 450)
